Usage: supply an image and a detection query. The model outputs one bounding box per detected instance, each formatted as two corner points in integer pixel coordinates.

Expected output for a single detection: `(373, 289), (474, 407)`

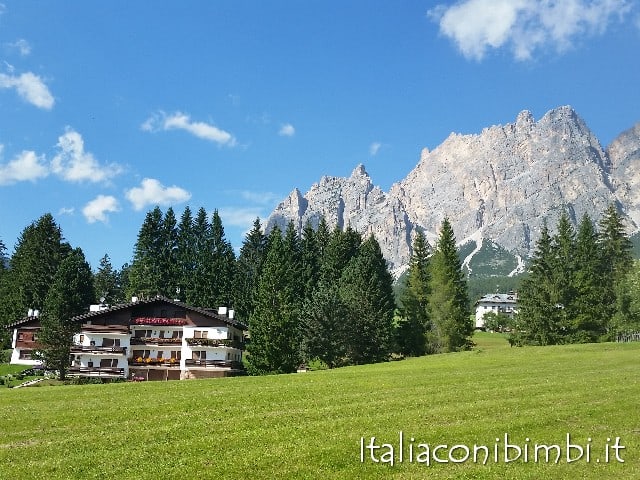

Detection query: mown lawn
(0, 334), (638, 479)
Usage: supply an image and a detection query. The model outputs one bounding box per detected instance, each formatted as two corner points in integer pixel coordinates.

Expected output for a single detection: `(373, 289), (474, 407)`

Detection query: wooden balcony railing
(68, 366), (125, 377)
(185, 338), (244, 349)
(70, 345), (126, 354)
(130, 337), (182, 346)
(184, 359), (244, 369)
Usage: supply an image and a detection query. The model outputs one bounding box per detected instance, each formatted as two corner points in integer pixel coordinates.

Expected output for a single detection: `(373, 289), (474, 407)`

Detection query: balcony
(68, 366), (125, 377)
(185, 338), (243, 349)
(185, 359), (244, 369)
(132, 317), (186, 326)
(80, 324), (129, 334)
(129, 357), (181, 367)
(70, 345), (126, 355)
(130, 337), (182, 346)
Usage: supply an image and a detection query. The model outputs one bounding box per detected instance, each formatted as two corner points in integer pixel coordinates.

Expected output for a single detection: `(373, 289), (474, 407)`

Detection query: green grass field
(0, 333), (638, 479)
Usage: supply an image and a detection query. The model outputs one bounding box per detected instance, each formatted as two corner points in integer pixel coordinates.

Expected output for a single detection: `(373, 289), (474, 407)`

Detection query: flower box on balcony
(132, 317), (187, 326)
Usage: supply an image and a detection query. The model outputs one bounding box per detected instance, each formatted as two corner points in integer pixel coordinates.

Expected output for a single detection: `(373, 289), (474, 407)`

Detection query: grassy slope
(0, 334), (638, 479)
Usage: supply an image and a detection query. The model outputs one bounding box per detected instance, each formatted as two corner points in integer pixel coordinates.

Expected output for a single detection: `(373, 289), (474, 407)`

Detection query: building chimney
(228, 309), (235, 320)
(218, 306), (228, 316)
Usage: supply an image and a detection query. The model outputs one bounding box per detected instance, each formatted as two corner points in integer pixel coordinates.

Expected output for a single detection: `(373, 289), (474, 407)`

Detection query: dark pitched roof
(74, 295), (247, 330)
(5, 316), (41, 329)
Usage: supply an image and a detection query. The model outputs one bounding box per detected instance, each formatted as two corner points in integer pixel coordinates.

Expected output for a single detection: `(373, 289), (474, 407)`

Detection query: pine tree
(396, 230), (431, 356)
(128, 206), (164, 298)
(233, 218), (266, 324)
(572, 214), (607, 341)
(93, 254), (120, 304)
(188, 207), (211, 307)
(176, 206), (195, 301)
(339, 234), (395, 364)
(209, 210), (236, 307)
(160, 207), (179, 297)
(300, 221), (321, 301)
(39, 248), (95, 379)
(513, 221), (561, 346)
(301, 283), (349, 368)
(319, 225), (362, 285)
(549, 211), (575, 337)
(247, 226), (302, 374)
(427, 218), (472, 352)
(599, 203), (633, 330)
(1, 214), (71, 324)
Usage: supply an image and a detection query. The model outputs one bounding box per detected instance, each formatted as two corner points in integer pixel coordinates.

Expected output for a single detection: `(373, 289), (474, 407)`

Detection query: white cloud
(235, 190), (281, 205)
(7, 39), (31, 56)
(125, 178), (192, 211)
(369, 142), (382, 156)
(0, 71), (54, 109)
(58, 207), (75, 216)
(278, 123), (295, 137)
(82, 195), (120, 224)
(0, 150), (49, 185)
(142, 111), (236, 147)
(430, 0), (631, 61)
(218, 206), (265, 229)
(51, 128), (123, 183)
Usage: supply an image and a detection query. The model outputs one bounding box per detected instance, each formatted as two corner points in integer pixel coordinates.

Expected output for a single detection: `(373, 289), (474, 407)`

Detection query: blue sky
(1, 0), (639, 270)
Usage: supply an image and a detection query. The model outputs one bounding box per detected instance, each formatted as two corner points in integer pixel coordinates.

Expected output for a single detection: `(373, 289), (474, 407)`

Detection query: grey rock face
(267, 106), (639, 274)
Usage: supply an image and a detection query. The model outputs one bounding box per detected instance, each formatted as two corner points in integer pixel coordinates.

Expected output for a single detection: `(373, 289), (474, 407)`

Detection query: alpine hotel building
(8, 296), (246, 381)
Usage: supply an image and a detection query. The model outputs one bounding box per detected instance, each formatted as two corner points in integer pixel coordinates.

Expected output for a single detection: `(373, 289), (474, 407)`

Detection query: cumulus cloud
(142, 111), (236, 147)
(82, 195), (120, 223)
(0, 149), (49, 185)
(125, 178), (191, 211)
(0, 71), (54, 109)
(51, 128), (123, 183)
(278, 123), (295, 137)
(430, 0), (632, 61)
(369, 142), (382, 156)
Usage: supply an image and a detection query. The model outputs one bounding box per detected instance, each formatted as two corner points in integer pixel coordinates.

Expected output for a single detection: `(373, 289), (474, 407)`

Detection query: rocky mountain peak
(267, 107), (640, 275)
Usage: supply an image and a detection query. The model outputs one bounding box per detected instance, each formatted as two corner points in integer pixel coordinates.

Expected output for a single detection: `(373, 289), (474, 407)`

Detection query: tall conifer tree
(233, 218), (266, 324)
(397, 230), (431, 356)
(427, 218), (472, 352)
(39, 248), (95, 379)
(339, 234), (395, 364)
(248, 226), (302, 374)
(2, 213), (71, 323)
(128, 206), (164, 298)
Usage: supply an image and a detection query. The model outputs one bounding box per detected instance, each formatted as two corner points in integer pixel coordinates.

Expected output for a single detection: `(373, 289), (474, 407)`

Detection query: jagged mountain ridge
(267, 106), (640, 276)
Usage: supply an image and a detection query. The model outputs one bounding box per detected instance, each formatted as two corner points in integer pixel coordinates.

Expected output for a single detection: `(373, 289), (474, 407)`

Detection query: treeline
(0, 207), (475, 374)
(511, 205), (637, 345)
(124, 207), (473, 372)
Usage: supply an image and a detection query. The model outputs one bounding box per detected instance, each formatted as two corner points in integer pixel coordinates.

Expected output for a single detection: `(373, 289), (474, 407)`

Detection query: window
(156, 351), (164, 359)
(170, 351), (182, 360)
(102, 338), (121, 347)
(192, 351), (206, 361)
(172, 330), (183, 339)
(194, 330), (202, 339)
(88, 361), (94, 368)
(158, 330), (165, 339)
(79, 334), (84, 343)
(18, 332), (24, 341)
(100, 358), (118, 368)
(19, 350), (32, 360)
